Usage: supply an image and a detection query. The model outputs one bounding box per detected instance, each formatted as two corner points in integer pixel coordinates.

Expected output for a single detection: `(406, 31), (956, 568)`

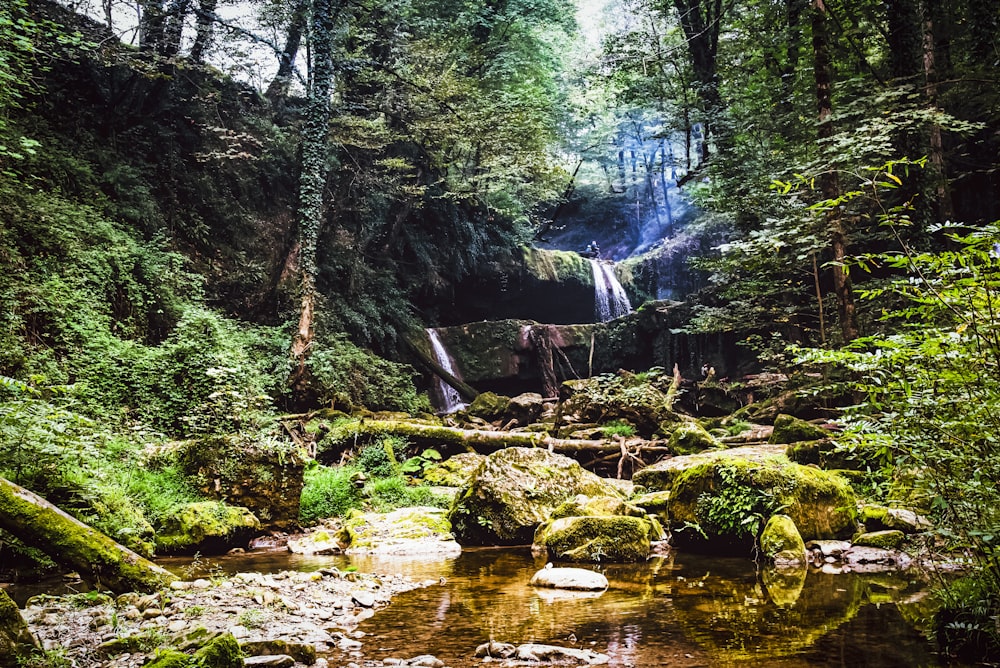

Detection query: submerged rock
(528, 566), (608, 590)
(448, 448), (621, 545)
(515, 643), (610, 665)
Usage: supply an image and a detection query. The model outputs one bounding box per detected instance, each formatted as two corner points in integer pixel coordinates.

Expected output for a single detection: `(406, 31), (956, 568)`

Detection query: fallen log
(340, 419), (675, 456)
(0, 476), (175, 594)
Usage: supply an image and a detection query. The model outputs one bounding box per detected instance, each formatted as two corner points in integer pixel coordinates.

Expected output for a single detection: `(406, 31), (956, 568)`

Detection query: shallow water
(6, 547), (944, 667)
(160, 546), (941, 667)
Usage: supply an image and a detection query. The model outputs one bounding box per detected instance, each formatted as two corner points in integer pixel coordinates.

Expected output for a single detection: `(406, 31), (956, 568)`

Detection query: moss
(769, 414), (828, 444)
(1, 588), (36, 664)
(523, 247), (593, 285)
(447, 448), (621, 545)
(467, 392), (511, 421)
(549, 495), (643, 519)
(0, 476), (174, 594)
(533, 515), (652, 562)
(423, 453), (486, 487)
(668, 422), (721, 454)
(192, 633), (242, 668)
(760, 514), (806, 563)
(666, 454), (858, 547)
(339, 507), (454, 550)
(145, 649), (193, 668)
(853, 530), (905, 549)
(155, 501), (261, 554)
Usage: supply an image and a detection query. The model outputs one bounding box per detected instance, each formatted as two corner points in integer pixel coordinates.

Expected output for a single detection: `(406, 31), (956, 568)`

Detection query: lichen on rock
(155, 501), (261, 555)
(533, 515), (653, 562)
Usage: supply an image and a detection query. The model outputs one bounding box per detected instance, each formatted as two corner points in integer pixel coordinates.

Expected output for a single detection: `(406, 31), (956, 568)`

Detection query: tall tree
(289, 0), (341, 397)
(812, 0), (857, 341)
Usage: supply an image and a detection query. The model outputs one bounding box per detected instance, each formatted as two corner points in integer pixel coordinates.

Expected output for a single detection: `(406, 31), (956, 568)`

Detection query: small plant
(399, 448), (442, 476)
(237, 607), (270, 629)
(17, 648), (74, 668)
(724, 420), (751, 437)
(601, 420), (636, 438)
(299, 463), (363, 524)
(355, 435), (408, 478)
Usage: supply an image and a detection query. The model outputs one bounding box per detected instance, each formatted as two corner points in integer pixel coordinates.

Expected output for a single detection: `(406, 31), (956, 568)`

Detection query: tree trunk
(266, 0), (309, 104)
(812, 0), (858, 342)
(289, 0), (339, 399)
(922, 7), (954, 221)
(672, 0), (727, 160)
(333, 419), (674, 457)
(161, 0), (192, 57)
(138, 0), (166, 51)
(0, 477), (174, 594)
(405, 338), (480, 403)
(188, 0), (218, 63)
(529, 326), (560, 399)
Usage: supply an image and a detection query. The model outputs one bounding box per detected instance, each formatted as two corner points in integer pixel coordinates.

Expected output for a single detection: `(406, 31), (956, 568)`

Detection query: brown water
(8, 547), (944, 667)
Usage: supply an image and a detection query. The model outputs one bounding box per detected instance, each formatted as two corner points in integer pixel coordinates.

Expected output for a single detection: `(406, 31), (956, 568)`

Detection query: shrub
(299, 464), (363, 524)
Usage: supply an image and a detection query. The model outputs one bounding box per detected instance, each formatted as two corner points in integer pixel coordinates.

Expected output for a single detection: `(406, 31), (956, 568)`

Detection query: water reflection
(351, 549), (942, 667)
(6, 547), (943, 667)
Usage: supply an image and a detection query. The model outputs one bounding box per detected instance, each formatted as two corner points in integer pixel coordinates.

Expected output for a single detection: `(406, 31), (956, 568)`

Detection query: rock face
(155, 501), (261, 554)
(1, 588), (36, 667)
(634, 445), (857, 549)
(528, 567), (609, 591)
(448, 448), (622, 545)
(533, 516), (654, 562)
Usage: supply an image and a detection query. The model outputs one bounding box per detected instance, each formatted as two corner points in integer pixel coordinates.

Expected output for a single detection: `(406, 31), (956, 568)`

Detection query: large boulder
(447, 448), (622, 545)
(336, 507), (461, 557)
(768, 414), (829, 444)
(634, 445), (857, 550)
(532, 515), (654, 562)
(155, 501), (261, 554)
(165, 435), (308, 530)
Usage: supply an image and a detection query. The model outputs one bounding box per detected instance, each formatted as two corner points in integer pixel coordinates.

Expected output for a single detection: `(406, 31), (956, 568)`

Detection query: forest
(2, 0), (1000, 664)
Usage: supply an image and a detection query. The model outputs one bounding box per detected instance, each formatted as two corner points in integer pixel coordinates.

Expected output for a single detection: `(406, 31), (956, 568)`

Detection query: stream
(152, 546), (941, 667)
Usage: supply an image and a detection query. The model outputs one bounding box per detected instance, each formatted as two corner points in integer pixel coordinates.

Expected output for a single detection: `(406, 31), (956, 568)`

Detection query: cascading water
(426, 328), (466, 414)
(590, 259), (632, 322)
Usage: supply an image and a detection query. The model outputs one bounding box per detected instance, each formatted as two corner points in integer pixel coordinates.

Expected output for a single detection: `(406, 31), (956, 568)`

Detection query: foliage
(355, 435), (408, 478)
(307, 336), (427, 413)
(362, 475), (451, 513)
(299, 463), (363, 524)
(399, 448), (442, 476)
(691, 461), (787, 541)
(601, 420), (636, 438)
(793, 221), (1000, 653)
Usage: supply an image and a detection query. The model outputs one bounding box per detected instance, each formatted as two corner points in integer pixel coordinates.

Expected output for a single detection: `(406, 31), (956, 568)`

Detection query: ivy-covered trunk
(289, 0), (338, 398)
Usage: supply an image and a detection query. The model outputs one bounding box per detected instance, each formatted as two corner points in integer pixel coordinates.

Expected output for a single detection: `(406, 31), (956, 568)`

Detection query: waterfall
(426, 328), (466, 414)
(590, 259), (632, 322)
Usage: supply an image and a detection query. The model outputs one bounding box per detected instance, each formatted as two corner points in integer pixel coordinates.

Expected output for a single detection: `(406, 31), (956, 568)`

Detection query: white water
(590, 259), (632, 322)
(426, 328), (466, 414)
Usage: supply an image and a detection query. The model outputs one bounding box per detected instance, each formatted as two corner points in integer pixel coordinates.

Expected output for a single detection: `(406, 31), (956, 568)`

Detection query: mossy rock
(668, 421), (721, 454)
(468, 392), (512, 422)
(859, 505), (932, 534)
(549, 495), (645, 520)
(155, 501), (261, 555)
(337, 506), (457, 554)
(785, 438), (881, 471)
(192, 633), (242, 667)
(769, 414), (828, 444)
(0, 588), (36, 667)
(448, 447), (622, 545)
(423, 453), (487, 487)
(636, 446), (857, 551)
(533, 515), (653, 562)
(760, 514), (806, 564)
(853, 530), (905, 549)
(145, 649), (192, 668)
(630, 491), (672, 522)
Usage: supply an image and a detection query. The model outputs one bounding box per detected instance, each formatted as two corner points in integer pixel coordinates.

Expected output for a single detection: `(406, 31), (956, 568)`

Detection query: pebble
(243, 655), (295, 667)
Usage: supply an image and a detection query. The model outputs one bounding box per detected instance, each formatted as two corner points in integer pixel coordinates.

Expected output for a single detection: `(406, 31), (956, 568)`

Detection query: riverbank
(16, 564), (437, 668)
